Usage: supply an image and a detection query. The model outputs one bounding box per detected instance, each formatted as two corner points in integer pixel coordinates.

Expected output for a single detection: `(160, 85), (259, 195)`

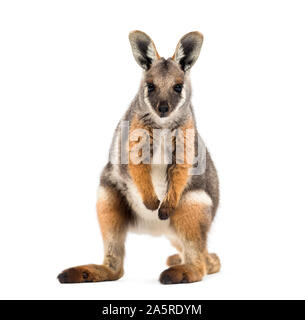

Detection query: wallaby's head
(129, 31), (203, 120)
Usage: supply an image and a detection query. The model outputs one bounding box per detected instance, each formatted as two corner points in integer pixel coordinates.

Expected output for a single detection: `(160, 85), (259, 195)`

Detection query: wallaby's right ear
(129, 31), (160, 70)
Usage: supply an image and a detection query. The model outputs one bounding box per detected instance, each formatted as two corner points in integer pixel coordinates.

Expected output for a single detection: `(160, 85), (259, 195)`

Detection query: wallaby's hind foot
(57, 264), (123, 283)
(166, 254), (182, 266)
(160, 264), (204, 285)
(206, 253), (221, 274)
(160, 254), (220, 285)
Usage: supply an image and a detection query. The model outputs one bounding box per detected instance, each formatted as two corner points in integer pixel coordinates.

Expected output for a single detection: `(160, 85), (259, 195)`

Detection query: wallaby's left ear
(129, 30), (160, 70)
(173, 31), (204, 71)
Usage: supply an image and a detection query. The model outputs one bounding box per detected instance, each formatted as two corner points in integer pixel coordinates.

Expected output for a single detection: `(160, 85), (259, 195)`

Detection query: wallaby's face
(144, 59), (185, 118)
(129, 31), (203, 119)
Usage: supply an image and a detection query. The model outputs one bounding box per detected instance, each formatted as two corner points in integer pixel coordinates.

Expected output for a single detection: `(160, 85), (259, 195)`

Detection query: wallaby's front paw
(143, 197), (160, 211)
(158, 201), (174, 220)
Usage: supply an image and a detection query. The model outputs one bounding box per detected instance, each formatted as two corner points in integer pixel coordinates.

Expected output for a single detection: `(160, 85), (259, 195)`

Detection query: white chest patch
(150, 139), (168, 202)
(151, 164), (168, 202)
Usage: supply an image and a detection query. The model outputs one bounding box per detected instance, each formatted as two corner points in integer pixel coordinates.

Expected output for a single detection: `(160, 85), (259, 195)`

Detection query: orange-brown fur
(128, 117), (160, 210)
(167, 254), (182, 266)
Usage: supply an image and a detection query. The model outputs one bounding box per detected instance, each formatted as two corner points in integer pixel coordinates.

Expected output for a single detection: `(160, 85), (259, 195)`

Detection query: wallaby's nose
(158, 103), (169, 115)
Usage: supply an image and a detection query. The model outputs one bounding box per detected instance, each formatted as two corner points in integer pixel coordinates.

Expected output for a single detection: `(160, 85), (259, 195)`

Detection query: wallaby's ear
(173, 31), (204, 71)
(129, 30), (160, 70)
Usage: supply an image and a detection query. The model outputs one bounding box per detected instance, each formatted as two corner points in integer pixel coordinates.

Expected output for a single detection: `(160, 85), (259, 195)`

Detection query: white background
(0, 0), (305, 300)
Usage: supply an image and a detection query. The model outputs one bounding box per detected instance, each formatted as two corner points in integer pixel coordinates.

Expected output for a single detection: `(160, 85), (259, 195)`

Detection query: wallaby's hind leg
(57, 186), (130, 283)
(160, 191), (220, 284)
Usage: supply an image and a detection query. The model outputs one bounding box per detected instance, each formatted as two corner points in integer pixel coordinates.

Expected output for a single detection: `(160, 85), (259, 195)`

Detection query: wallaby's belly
(126, 164), (172, 236)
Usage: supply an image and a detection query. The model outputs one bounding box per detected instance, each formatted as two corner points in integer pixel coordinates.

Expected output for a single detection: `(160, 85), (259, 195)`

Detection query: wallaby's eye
(174, 84), (183, 93)
(147, 83), (155, 93)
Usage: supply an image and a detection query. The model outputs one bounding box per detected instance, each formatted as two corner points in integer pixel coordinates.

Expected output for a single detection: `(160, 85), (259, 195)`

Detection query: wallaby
(57, 31), (220, 284)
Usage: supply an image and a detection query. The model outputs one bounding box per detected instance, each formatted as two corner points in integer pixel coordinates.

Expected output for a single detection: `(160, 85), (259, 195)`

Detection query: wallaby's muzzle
(157, 101), (170, 117)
